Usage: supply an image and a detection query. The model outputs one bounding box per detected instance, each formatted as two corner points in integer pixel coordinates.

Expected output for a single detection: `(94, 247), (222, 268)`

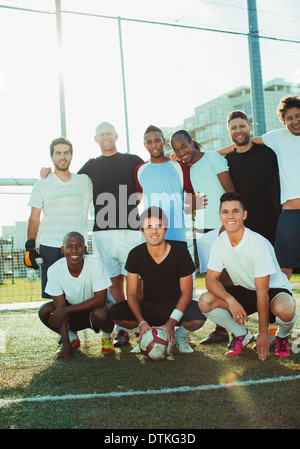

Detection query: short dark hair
(143, 125), (164, 140)
(219, 191), (246, 211)
(50, 137), (73, 157)
(139, 206), (168, 229)
(227, 110), (250, 126)
(170, 129), (202, 151)
(63, 231), (85, 247)
(276, 96), (300, 124)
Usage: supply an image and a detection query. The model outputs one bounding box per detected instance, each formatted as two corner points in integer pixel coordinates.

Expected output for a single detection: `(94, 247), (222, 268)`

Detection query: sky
(0, 0), (299, 228)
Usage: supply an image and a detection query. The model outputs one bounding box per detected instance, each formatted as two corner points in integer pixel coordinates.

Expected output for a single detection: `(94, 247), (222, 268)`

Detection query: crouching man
(199, 191), (297, 360)
(109, 206), (206, 354)
(38, 232), (115, 359)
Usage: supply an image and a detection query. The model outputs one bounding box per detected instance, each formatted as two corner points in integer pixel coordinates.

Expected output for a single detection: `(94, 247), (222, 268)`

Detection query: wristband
(170, 309), (184, 322)
(138, 320), (147, 328)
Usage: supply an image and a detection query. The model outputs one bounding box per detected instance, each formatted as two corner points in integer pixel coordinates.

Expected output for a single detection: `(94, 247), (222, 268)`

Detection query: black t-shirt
(225, 143), (281, 244)
(125, 242), (195, 304)
(78, 152), (143, 231)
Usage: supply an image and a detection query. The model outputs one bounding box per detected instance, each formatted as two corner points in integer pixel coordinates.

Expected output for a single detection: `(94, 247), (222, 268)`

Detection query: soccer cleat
(275, 336), (290, 358)
(113, 329), (129, 347)
(56, 333), (80, 355)
(200, 328), (229, 345)
(225, 330), (253, 356)
(101, 337), (115, 353)
(175, 332), (194, 353)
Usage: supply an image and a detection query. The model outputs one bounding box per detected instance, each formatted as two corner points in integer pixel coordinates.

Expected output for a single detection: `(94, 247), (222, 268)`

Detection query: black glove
(24, 239), (43, 270)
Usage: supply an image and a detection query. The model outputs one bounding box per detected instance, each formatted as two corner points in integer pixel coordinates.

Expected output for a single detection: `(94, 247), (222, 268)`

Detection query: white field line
(1, 374), (300, 407)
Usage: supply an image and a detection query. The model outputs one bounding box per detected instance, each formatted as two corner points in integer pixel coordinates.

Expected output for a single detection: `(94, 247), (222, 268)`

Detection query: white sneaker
(130, 347), (141, 353)
(175, 332), (194, 353)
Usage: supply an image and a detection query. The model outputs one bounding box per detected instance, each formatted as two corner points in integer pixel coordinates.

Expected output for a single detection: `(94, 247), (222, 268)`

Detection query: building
(162, 78), (294, 154)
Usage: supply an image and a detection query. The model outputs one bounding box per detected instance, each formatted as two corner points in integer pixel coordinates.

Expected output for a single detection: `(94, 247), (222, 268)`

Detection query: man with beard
(25, 137), (92, 311)
(224, 110), (281, 245)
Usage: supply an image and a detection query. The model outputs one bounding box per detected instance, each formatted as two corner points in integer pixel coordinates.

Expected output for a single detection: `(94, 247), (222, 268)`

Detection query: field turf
(0, 278), (299, 430)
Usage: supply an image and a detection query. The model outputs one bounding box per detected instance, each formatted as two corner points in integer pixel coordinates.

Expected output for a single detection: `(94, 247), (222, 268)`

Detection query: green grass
(0, 287), (299, 429)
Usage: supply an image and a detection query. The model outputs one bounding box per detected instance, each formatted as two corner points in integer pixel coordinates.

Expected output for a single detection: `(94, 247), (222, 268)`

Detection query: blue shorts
(274, 210), (300, 268)
(39, 245), (64, 299)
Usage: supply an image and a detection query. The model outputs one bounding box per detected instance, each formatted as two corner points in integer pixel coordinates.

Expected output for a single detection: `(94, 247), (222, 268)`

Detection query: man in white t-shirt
(38, 232), (115, 359)
(25, 137), (93, 302)
(259, 96), (300, 279)
(199, 191), (297, 360)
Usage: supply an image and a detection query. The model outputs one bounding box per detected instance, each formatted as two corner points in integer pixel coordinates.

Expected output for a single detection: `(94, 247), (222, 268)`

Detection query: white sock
(115, 324), (127, 333)
(276, 311), (298, 338)
(175, 325), (189, 337)
(205, 308), (247, 337)
(68, 330), (77, 341)
(102, 331), (113, 338)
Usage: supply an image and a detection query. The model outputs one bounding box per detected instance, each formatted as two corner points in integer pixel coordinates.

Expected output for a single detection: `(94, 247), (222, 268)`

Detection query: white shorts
(92, 230), (143, 278)
(196, 228), (219, 273)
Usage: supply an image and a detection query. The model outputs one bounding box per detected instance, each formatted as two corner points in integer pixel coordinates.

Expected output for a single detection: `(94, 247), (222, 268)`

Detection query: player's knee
(38, 301), (54, 324)
(198, 291), (214, 314)
(92, 306), (109, 324)
(272, 295), (296, 322)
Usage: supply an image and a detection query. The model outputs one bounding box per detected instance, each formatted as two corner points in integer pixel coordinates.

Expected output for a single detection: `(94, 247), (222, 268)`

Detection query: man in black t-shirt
(109, 207), (206, 353)
(225, 110), (281, 245)
(78, 122), (144, 347)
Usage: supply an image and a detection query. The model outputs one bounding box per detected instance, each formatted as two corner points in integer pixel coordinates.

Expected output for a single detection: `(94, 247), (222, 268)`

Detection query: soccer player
(135, 125), (196, 245)
(109, 206), (206, 354)
(170, 129), (235, 345)
(38, 232), (115, 359)
(198, 191), (297, 360)
(25, 137), (92, 303)
(225, 110), (281, 245)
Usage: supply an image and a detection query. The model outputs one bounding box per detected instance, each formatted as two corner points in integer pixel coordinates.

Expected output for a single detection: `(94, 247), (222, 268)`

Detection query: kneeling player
(38, 232), (115, 359)
(198, 191), (297, 360)
(109, 206), (206, 353)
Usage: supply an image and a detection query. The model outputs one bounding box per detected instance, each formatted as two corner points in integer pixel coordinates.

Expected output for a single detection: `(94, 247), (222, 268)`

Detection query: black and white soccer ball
(139, 328), (171, 361)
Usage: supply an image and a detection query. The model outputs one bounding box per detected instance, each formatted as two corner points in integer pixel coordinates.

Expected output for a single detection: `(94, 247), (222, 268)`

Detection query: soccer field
(0, 286), (300, 431)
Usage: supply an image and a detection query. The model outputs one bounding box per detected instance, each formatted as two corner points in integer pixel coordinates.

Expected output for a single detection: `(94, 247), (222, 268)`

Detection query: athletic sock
(68, 330), (78, 341)
(175, 325), (189, 337)
(115, 324), (128, 333)
(275, 311), (298, 338)
(132, 327), (140, 337)
(204, 308), (247, 337)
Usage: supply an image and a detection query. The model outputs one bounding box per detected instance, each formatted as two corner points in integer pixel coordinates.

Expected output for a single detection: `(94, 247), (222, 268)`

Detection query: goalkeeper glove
(24, 239), (43, 270)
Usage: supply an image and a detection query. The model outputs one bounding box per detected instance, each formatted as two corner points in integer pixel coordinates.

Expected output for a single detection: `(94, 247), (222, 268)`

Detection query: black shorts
(275, 210), (300, 268)
(109, 299), (206, 327)
(225, 285), (292, 324)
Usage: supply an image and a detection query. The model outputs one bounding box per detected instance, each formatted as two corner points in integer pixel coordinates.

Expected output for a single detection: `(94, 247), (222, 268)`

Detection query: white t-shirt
(45, 255), (112, 304)
(208, 227), (292, 292)
(262, 128), (300, 204)
(28, 172), (93, 247)
(190, 152), (229, 229)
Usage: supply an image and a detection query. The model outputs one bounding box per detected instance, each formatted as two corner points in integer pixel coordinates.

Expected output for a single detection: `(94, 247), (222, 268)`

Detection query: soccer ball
(139, 328), (171, 361)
